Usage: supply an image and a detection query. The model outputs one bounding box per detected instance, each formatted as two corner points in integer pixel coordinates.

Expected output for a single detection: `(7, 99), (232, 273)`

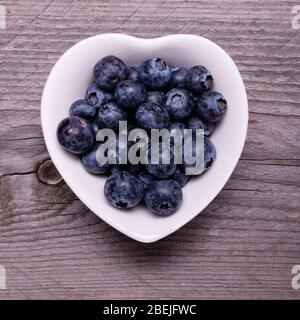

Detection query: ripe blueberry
(164, 88), (193, 120)
(196, 91), (227, 123)
(97, 102), (127, 130)
(57, 116), (95, 154)
(104, 171), (145, 209)
(93, 55), (128, 91)
(86, 83), (106, 109)
(115, 79), (147, 110)
(144, 180), (183, 215)
(135, 102), (170, 130)
(137, 57), (172, 90)
(69, 99), (97, 120)
(169, 67), (187, 89)
(185, 66), (213, 94)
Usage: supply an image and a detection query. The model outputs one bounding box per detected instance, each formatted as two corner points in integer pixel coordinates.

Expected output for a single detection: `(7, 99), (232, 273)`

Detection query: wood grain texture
(0, 0), (300, 300)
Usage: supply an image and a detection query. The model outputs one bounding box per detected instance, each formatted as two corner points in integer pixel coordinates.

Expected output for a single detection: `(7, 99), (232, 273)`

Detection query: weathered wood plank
(0, 0), (300, 299)
(0, 160), (299, 299)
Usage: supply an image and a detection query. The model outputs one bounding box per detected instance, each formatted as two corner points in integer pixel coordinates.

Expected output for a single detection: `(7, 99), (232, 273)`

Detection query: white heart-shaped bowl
(41, 34), (248, 243)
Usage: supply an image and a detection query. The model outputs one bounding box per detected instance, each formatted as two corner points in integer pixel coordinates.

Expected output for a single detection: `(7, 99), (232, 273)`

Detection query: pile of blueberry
(57, 55), (227, 215)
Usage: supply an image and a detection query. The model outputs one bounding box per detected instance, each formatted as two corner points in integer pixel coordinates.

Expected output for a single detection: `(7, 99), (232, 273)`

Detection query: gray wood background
(0, 0), (299, 300)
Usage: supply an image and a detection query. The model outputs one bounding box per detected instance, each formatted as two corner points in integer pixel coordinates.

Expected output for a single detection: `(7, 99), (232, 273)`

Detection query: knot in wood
(36, 159), (62, 185)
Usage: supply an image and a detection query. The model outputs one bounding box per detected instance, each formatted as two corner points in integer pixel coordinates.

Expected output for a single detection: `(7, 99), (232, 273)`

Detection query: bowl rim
(41, 33), (248, 243)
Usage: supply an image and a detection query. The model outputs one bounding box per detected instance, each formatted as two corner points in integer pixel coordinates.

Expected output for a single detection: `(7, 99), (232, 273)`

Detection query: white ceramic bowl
(41, 34), (248, 243)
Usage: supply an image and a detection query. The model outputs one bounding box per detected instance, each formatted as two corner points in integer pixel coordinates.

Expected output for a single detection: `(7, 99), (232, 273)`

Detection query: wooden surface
(0, 0), (300, 300)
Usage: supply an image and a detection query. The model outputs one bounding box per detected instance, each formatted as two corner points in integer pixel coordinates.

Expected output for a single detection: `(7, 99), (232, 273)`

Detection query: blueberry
(196, 91), (227, 123)
(144, 180), (183, 216)
(93, 55), (128, 91)
(172, 166), (190, 187)
(86, 83), (106, 109)
(104, 171), (145, 209)
(135, 102), (170, 130)
(128, 66), (139, 81)
(82, 144), (110, 174)
(164, 88), (193, 120)
(185, 66), (213, 95)
(137, 57), (172, 90)
(115, 80), (147, 110)
(169, 67), (187, 89)
(146, 143), (177, 179)
(97, 102), (127, 130)
(69, 99), (97, 120)
(57, 116), (95, 154)
(182, 135), (216, 174)
(146, 91), (165, 104)
(187, 114), (215, 136)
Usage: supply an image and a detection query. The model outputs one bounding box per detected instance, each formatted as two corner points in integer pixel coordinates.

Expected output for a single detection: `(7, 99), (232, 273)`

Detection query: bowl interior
(41, 34), (248, 243)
